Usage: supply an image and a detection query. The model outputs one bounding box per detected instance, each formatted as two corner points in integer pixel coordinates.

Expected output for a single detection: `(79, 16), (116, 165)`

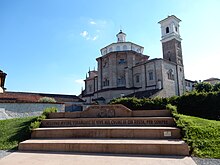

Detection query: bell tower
(158, 15), (183, 65)
(159, 15), (185, 95)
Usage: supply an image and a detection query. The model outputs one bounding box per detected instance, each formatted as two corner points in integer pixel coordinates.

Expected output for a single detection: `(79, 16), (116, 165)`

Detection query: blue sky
(1, 0), (220, 95)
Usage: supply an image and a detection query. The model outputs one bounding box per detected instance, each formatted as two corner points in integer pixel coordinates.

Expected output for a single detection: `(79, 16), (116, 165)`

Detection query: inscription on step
(43, 119), (170, 127)
(81, 105), (132, 118)
(97, 109), (115, 118)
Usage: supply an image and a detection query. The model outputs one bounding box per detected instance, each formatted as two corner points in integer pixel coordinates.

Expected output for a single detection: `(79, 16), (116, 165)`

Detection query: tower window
(166, 27), (169, 33)
(175, 26), (178, 32)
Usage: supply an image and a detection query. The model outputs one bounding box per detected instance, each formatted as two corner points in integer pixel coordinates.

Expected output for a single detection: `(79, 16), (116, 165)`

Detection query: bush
(42, 107), (57, 118)
(110, 91), (220, 120)
(175, 91), (220, 120)
(110, 97), (167, 110)
(29, 107), (58, 130)
(30, 121), (41, 130)
(38, 97), (56, 103)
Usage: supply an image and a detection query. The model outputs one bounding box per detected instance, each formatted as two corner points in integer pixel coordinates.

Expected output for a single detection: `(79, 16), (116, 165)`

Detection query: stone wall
(0, 103), (65, 120)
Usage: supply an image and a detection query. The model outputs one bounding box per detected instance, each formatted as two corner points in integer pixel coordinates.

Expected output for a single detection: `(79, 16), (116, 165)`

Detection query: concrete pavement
(0, 151), (197, 165)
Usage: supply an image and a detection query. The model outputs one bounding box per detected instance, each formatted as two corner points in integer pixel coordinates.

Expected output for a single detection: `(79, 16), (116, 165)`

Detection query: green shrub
(38, 97), (56, 103)
(166, 104), (177, 114)
(110, 91), (220, 120)
(175, 91), (220, 120)
(110, 97), (167, 110)
(42, 107), (57, 118)
(30, 121), (41, 130)
(29, 107), (58, 130)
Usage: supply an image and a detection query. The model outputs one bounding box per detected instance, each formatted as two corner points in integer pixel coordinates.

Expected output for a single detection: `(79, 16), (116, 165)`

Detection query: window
(116, 46), (120, 51)
(118, 59), (126, 64)
(103, 78), (109, 87)
(88, 85), (92, 92)
(167, 69), (174, 80)
(166, 27), (169, 33)
(149, 71), (154, 80)
(137, 48), (141, 53)
(103, 58), (108, 68)
(109, 47), (113, 52)
(175, 26), (178, 32)
(123, 45), (127, 50)
(117, 77), (125, 86)
(136, 75), (140, 83)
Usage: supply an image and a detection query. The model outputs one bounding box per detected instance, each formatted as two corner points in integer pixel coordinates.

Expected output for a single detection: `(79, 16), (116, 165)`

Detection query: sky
(1, 0), (220, 95)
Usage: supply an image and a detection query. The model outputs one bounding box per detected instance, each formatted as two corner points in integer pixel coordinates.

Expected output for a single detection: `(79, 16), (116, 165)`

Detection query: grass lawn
(169, 104), (220, 158)
(0, 117), (36, 150)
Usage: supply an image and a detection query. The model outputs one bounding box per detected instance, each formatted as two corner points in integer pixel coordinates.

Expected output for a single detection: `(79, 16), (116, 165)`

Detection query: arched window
(166, 27), (169, 33)
(103, 78), (109, 87)
(167, 69), (174, 80)
(123, 45), (127, 50)
(109, 47), (113, 52)
(175, 26), (178, 32)
(116, 46), (120, 51)
(148, 71), (154, 80)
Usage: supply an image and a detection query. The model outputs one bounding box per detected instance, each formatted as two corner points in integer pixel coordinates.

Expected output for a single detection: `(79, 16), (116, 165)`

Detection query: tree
(213, 83), (220, 91)
(195, 82), (213, 93)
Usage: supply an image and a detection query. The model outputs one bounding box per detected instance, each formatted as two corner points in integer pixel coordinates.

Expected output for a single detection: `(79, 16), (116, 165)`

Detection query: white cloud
(90, 21), (96, 25)
(80, 30), (99, 41)
(80, 31), (88, 37)
(74, 79), (84, 85)
(92, 35), (98, 41)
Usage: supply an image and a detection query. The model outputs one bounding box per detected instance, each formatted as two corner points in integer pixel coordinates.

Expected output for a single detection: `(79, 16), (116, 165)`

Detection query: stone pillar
(97, 58), (102, 90)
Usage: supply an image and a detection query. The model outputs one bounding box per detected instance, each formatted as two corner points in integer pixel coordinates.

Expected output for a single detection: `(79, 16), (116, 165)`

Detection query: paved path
(0, 151), (197, 165)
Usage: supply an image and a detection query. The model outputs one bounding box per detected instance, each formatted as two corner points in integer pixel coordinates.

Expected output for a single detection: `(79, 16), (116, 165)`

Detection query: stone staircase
(19, 105), (189, 156)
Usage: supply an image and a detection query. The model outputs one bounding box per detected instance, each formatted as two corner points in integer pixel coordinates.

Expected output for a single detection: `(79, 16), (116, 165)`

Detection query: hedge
(110, 91), (220, 121)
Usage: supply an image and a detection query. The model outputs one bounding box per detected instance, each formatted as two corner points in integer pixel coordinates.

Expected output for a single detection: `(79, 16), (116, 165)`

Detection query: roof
(0, 70), (7, 76)
(203, 78), (220, 82)
(117, 30), (126, 35)
(185, 79), (197, 83)
(0, 91), (84, 103)
(125, 89), (160, 99)
(158, 15), (181, 24)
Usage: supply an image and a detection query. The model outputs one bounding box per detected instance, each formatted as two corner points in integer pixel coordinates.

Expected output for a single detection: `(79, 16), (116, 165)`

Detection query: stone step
(31, 127), (181, 139)
(41, 117), (175, 127)
(48, 110), (171, 119)
(19, 139), (189, 156)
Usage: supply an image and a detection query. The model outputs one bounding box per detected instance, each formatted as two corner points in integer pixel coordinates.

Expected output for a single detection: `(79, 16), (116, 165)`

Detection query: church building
(81, 15), (185, 103)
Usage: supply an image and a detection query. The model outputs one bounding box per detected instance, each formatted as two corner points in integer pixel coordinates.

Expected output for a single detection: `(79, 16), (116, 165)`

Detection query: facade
(81, 15), (186, 103)
(185, 79), (196, 92)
